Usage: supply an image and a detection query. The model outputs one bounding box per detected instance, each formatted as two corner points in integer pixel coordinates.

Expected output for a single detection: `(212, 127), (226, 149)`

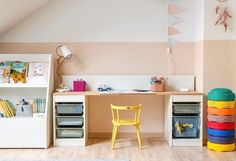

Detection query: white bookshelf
(0, 54), (53, 148)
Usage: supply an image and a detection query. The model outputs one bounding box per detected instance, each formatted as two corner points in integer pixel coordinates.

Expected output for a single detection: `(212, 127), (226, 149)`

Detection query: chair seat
(112, 119), (140, 126)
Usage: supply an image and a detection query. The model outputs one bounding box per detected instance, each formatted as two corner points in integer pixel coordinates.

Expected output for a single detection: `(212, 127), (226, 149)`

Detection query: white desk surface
(53, 91), (203, 96)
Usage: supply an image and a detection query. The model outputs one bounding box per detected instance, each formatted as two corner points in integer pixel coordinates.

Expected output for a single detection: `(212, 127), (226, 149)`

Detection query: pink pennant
(168, 4), (183, 15)
(168, 26), (180, 36)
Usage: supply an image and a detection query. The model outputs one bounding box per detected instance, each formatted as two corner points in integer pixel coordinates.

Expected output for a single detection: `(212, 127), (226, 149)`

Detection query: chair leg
(111, 125), (115, 147)
(136, 126), (142, 149)
(112, 125), (118, 150)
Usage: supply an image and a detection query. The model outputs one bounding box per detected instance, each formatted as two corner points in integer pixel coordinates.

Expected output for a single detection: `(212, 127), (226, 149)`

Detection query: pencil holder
(151, 83), (165, 92)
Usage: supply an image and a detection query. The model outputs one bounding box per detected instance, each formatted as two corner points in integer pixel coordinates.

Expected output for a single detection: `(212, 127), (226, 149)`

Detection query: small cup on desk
(151, 83), (165, 92)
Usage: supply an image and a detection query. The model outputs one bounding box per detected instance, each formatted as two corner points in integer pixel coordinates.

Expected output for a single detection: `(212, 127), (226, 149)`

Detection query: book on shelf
(33, 98), (46, 113)
(28, 63), (48, 84)
(0, 61), (48, 85)
(0, 66), (10, 83)
(5, 61), (29, 84)
(0, 99), (15, 118)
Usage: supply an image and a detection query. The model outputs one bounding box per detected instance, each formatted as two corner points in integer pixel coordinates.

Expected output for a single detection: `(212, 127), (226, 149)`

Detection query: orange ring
(208, 107), (235, 116)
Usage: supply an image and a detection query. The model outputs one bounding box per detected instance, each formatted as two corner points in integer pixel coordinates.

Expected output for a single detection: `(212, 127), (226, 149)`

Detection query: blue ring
(208, 135), (235, 144)
(207, 128), (235, 137)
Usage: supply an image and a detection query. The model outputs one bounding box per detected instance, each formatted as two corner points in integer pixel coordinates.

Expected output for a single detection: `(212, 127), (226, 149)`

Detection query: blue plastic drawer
(173, 116), (199, 138)
(56, 103), (83, 115)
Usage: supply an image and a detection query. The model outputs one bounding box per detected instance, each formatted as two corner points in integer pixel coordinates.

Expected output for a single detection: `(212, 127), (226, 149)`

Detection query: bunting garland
(167, 0), (184, 75)
(167, 0), (184, 49)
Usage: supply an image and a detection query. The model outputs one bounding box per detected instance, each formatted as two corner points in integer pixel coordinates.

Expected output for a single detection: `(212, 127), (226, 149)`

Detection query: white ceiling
(0, 0), (52, 35)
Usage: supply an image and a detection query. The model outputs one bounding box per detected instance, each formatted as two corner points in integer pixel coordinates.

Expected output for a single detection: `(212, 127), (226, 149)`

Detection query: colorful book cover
(0, 62), (10, 83)
(6, 61), (29, 84)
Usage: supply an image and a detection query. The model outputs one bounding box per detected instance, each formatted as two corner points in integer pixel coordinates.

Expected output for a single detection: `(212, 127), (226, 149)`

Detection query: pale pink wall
(0, 42), (195, 75)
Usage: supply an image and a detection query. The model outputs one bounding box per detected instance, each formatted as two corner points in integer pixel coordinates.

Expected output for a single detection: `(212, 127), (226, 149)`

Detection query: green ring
(208, 88), (235, 101)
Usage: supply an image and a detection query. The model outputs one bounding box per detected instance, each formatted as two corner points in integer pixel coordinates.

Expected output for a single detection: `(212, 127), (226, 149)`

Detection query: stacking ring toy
(208, 122), (235, 130)
(207, 141), (235, 152)
(208, 100), (235, 109)
(208, 115), (235, 123)
(208, 88), (235, 101)
(208, 135), (235, 144)
(208, 128), (235, 137)
(208, 107), (235, 116)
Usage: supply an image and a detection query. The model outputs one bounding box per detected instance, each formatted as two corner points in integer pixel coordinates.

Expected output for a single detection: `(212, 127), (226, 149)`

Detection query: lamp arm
(56, 45), (63, 57)
(56, 56), (65, 85)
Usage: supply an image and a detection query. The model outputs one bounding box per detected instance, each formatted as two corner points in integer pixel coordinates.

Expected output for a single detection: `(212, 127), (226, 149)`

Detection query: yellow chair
(111, 104), (142, 150)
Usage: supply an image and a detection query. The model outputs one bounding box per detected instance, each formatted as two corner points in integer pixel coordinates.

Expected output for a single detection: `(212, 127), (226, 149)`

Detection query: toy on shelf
(15, 99), (32, 117)
(97, 85), (112, 92)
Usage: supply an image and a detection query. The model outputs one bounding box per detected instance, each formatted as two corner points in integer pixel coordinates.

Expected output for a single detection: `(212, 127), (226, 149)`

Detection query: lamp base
(56, 84), (71, 93)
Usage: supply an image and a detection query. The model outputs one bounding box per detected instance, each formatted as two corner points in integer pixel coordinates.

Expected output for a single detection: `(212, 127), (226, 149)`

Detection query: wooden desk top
(53, 91), (203, 96)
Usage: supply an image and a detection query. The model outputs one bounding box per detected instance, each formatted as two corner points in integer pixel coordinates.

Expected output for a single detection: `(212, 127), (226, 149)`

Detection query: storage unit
(53, 95), (87, 146)
(165, 95), (203, 147)
(0, 54), (53, 148)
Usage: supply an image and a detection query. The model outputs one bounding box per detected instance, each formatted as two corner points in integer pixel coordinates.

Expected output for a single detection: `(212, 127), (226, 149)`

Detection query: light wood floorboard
(0, 138), (236, 161)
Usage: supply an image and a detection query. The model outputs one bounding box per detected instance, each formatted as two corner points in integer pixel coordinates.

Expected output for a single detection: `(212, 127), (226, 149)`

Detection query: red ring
(208, 121), (235, 130)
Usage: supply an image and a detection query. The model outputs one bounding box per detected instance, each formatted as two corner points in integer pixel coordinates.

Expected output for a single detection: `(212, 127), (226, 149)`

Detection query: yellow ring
(207, 141), (235, 152)
(208, 100), (235, 109)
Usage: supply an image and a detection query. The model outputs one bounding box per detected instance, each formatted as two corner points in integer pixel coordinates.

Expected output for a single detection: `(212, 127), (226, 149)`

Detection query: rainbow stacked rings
(207, 88), (235, 152)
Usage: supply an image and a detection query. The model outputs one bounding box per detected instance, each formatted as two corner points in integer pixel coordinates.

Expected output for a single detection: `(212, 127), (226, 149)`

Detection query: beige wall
(201, 40), (236, 138)
(203, 40), (236, 93)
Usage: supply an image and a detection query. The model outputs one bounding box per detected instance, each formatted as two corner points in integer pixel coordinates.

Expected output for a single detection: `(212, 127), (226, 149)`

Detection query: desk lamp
(56, 45), (73, 92)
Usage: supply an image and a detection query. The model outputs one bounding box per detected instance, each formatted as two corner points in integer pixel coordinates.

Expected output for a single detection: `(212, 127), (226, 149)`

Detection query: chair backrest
(111, 104), (142, 123)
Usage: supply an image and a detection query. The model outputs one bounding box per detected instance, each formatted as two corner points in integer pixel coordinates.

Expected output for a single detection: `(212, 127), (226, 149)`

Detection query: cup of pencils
(150, 76), (165, 92)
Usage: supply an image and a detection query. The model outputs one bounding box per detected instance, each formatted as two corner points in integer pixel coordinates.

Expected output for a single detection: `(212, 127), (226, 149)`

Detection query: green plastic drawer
(57, 116), (83, 127)
(57, 129), (84, 138)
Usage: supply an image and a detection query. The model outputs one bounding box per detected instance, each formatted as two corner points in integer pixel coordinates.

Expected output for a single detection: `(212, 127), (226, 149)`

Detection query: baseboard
(89, 132), (164, 138)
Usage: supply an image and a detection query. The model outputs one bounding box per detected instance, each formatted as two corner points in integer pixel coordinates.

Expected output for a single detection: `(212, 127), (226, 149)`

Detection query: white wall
(0, 0), (52, 35)
(0, 0), (199, 42)
(194, 0), (204, 41)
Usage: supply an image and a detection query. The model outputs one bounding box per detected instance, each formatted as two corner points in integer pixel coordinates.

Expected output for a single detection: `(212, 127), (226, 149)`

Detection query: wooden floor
(0, 138), (235, 161)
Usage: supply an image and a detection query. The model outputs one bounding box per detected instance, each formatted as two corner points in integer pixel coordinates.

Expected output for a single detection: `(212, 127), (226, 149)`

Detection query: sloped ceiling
(0, 0), (52, 35)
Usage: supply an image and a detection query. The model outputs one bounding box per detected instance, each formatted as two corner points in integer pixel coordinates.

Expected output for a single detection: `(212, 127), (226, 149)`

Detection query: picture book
(6, 61), (29, 84)
(28, 63), (48, 84)
(0, 65), (10, 83)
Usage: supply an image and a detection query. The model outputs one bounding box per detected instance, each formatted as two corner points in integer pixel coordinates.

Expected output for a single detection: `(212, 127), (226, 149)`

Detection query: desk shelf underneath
(53, 95), (88, 147)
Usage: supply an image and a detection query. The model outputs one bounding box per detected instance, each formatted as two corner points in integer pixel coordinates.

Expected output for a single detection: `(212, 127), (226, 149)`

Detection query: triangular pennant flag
(168, 38), (180, 47)
(168, 15), (184, 26)
(168, 4), (183, 15)
(168, 26), (180, 36)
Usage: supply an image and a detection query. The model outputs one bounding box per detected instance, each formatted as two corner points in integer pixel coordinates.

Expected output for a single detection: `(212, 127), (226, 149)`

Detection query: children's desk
(53, 91), (203, 147)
